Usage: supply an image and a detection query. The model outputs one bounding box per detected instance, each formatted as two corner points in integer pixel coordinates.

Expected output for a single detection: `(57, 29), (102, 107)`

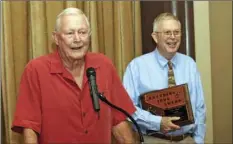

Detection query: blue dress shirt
(123, 49), (206, 143)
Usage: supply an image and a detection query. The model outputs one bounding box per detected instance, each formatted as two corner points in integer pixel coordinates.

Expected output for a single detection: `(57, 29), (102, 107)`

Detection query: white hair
(152, 12), (181, 32)
(55, 7), (90, 31)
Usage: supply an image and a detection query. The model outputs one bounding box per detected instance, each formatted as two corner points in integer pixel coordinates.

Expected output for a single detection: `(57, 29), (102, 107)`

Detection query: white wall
(194, 1), (232, 143)
(193, 2), (213, 143)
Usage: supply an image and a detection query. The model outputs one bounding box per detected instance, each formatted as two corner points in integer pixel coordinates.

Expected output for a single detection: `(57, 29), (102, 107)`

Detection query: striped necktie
(168, 61), (176, 87)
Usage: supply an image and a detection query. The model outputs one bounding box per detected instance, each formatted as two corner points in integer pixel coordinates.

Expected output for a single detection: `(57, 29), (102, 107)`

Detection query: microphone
(86, 67), (100, 112)
(86, 67), (144, 143)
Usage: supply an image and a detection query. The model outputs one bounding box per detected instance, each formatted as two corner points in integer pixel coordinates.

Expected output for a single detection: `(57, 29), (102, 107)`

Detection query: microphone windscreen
(86, 67), (96, 77)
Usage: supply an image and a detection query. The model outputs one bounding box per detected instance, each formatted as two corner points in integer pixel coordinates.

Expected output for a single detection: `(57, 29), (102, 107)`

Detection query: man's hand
(160, 116), (181, 134)
(112, 121), (136, 143)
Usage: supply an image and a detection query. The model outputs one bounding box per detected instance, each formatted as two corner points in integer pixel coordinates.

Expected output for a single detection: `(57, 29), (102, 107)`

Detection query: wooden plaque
(140, 84), (194, 126)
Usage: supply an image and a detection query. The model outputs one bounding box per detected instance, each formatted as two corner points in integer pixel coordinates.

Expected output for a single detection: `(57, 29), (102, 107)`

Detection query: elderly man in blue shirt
(123, 12), (206, 144)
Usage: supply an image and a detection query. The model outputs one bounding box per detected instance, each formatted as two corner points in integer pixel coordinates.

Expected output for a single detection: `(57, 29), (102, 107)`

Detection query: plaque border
(140, 83), (194, 126)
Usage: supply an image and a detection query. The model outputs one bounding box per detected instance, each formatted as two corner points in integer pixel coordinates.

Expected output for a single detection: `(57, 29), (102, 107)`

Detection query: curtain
(1, 1), (142, 143)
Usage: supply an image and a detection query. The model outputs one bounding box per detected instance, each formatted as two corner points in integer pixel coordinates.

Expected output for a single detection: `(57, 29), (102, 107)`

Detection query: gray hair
(152, 12), (181, 32)
(55, 7), (90, 32)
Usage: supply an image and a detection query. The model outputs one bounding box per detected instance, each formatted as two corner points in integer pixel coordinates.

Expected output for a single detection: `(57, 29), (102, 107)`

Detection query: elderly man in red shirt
(11, 7), (136, 144)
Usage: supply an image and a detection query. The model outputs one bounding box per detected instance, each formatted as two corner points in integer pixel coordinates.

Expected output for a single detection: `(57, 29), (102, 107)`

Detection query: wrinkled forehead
(158, 19), (181, 31)
(60, 14), (89, 31)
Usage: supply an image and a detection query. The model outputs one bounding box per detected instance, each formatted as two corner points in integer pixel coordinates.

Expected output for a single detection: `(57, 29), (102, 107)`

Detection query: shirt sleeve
(123, 61), (162, 132)
(109, 64), (136, 126)
(11, 62), (42, 134)
(192, 70), (206, 144)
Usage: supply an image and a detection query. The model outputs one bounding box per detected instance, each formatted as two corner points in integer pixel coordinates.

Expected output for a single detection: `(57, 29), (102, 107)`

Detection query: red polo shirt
(12, 50), (136, 144)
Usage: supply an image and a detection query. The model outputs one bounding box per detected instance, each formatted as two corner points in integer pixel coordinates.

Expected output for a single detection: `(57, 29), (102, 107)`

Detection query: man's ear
(151, 32), (158, 43)
(52, 31), (59, 45)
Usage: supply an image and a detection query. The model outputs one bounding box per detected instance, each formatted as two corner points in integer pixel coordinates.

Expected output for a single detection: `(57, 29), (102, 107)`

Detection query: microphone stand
(98, 93), (144, 143)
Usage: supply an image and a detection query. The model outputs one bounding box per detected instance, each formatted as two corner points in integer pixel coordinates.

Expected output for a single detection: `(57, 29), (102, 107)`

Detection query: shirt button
(85, 130), (88, 134)
(83, 112), (86, 117)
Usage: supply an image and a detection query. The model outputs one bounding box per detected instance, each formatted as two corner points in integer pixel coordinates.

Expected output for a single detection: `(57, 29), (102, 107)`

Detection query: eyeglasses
(155, 30), (181, 37)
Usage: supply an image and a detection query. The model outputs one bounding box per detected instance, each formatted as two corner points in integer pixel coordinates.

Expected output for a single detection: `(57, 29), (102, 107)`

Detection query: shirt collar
(50, 50), (63, 74)
(84, 52), (101, 71)
(50, 49), (100, 74)
(154, 48), (178, 69)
